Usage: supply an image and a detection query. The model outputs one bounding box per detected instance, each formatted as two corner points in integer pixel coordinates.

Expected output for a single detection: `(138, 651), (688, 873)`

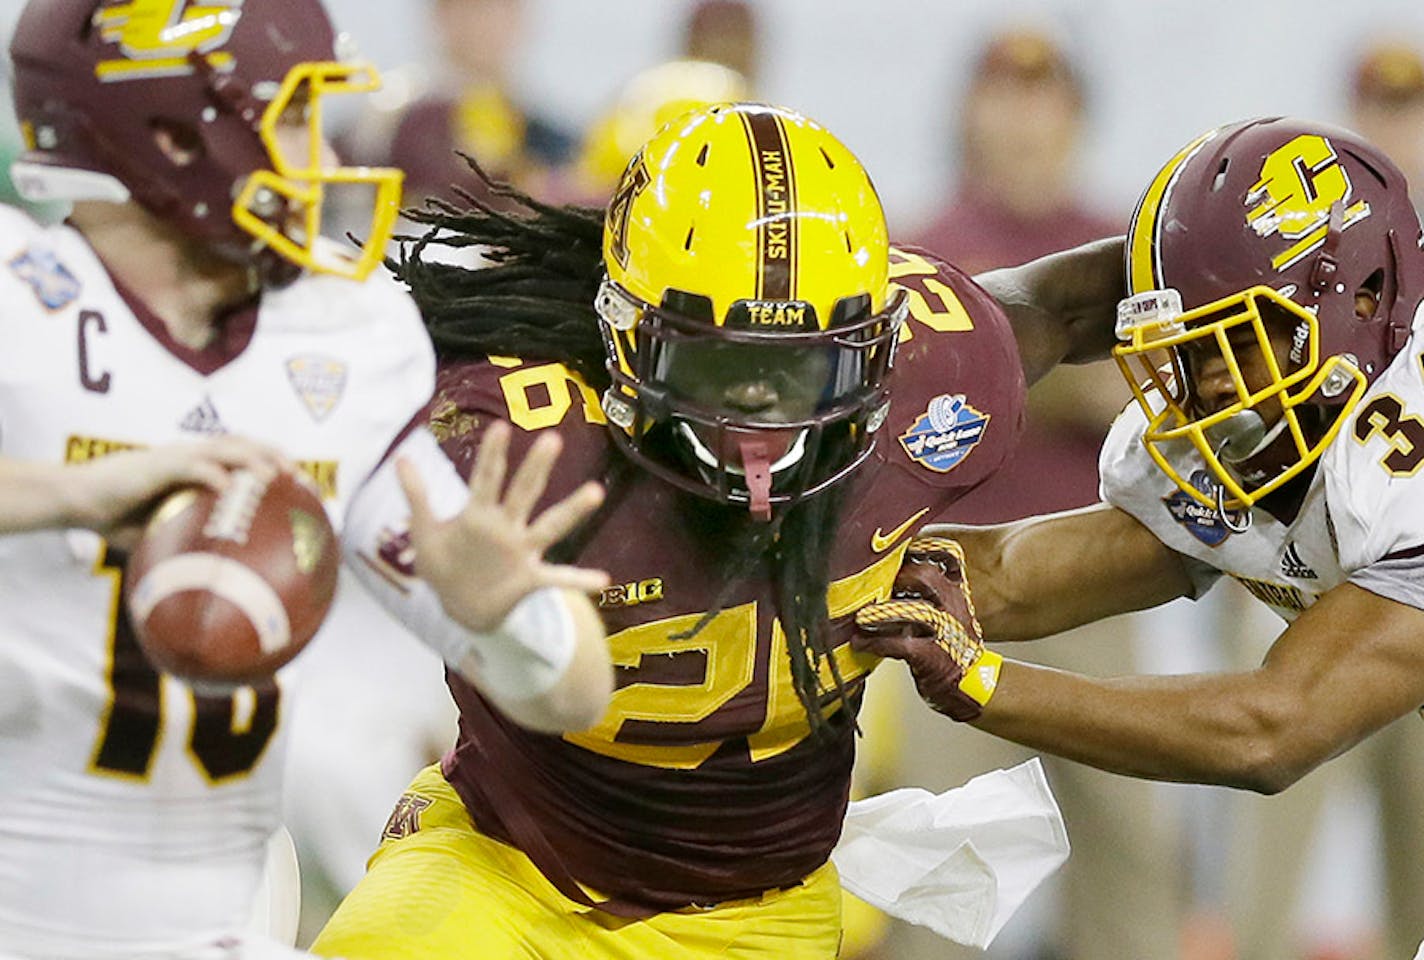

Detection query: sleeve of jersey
(0, 207), (53, 383)
(361, 277), (438, 457)
(424, 358), (610, 499)
(340, 426), (497, 668)
(1098, 400), (1222, 600)
(341, 356), (608, 673)
(1329, 441), (1424, 612)
(879, 246), (1027, 494)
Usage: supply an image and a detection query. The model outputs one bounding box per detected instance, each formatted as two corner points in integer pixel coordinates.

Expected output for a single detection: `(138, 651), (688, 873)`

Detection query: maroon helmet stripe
(740, 110), (797, 301)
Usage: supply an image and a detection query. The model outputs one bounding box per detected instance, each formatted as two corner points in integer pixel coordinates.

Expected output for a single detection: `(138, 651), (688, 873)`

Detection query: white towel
(832, 757), (1070, 948)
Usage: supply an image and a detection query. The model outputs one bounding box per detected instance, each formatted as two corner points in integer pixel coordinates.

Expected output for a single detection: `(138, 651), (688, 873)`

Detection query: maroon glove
(852, 536), (1002, 721)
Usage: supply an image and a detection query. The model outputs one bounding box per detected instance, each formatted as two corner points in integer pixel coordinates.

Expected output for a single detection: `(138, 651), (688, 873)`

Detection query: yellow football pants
(311, 764), (844, 960)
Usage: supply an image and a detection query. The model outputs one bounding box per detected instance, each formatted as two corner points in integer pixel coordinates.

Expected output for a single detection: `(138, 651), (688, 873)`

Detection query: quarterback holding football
(0, 1), (610, 957)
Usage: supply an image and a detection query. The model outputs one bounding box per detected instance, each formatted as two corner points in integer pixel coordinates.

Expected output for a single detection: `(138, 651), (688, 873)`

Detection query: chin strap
(1210, 430), (1255, 534)
(1214, 481), (1253, 534)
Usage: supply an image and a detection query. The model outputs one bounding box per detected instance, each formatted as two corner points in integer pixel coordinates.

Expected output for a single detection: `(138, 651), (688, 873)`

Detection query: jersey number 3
(1353, 392), (1424, 477)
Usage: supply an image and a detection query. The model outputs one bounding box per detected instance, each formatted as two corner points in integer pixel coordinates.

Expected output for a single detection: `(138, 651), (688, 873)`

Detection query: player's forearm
(469, 588), (613, 734)
(976, 660), (1318, 792)
(949, 520), (1108, 640)
(976, 236), (1126, 383)
(0, 459), (90, 533)
(932, 504), (1189, 641)
(377, 576), (613, 734)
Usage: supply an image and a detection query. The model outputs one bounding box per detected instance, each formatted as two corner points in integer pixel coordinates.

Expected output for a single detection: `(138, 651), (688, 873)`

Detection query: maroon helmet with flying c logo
(8, 0), (403, 283)
(1114, 117), (1424, 511)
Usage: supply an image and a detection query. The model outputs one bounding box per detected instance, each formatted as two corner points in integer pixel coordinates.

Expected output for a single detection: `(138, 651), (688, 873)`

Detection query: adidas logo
(179, 396), (228, 436)
(1280, 542), (1318, 580)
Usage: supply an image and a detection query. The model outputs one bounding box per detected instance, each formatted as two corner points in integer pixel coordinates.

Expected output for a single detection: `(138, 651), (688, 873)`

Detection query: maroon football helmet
(1114, 117), (1424, 509)
(9, 0), (403, 283)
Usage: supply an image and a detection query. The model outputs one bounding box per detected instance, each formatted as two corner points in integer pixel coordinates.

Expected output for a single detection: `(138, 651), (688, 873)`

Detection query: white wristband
(435, 587), (579, 700)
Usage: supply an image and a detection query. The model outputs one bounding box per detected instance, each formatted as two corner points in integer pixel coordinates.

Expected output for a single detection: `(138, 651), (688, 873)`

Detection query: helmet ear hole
(830, 293), (871, 326)
(151, 119), (206, 168)
(1356, 269), (1385, 321)
(662, 289), (715, 322)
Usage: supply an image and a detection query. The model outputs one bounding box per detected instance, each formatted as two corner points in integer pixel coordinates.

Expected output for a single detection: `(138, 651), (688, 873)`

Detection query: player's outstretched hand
(396, 420), (609, 633)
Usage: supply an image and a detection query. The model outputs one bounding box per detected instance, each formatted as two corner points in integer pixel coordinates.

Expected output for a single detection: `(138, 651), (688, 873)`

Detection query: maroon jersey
(430, 247), (1026, 915)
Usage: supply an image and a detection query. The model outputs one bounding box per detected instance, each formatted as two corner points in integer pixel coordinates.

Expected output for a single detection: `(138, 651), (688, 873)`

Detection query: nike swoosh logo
(871, 507), (930, 552)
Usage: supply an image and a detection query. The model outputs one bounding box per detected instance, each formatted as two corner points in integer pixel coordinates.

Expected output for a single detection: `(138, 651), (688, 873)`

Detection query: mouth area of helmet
(677, 421), (810, 477)
(1200, 408), (1293, 488)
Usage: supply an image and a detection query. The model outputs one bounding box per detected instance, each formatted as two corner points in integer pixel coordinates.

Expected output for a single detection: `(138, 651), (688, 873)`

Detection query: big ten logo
(95, 0), (246, 82)
(598, 578), (664, 610)
(1244, 134), (1371, 271)
(491, 356), (606, 431)
(887, 249), (975, 344)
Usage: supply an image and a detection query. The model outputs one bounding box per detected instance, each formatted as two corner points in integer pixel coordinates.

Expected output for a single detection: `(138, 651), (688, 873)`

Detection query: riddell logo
(94, 0), (245, 83)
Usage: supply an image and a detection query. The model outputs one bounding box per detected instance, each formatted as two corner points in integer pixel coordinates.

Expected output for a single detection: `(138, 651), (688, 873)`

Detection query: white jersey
(0, 206), (434, 957)
(1100, 320), (1424, 623)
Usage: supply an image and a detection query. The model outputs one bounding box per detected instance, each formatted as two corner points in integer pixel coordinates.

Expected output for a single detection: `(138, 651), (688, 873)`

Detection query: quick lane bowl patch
(898, 393), (989, 473)
(10, 248), (80, 310)
(1162, 470), (1245, 547)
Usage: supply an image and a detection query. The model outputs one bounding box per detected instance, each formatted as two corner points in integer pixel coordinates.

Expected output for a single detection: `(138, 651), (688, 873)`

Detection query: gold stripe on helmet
(1127, 129), (1219, 295)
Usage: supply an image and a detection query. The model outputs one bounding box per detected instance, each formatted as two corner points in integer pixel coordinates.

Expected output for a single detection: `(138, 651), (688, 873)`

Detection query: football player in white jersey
(0, 1), (611, 958)
(860, 118), (1424, 792)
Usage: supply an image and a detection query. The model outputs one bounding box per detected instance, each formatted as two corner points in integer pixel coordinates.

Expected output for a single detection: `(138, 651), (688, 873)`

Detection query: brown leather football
(124, 469), (340, 689)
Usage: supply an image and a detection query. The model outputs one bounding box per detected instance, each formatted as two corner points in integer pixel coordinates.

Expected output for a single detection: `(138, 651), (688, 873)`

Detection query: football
(124, 469), (340, 689)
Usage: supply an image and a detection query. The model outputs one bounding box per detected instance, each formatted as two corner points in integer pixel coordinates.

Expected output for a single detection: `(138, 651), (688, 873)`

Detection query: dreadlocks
(398, 158), (858, 735)
(393, 163), (609, 389)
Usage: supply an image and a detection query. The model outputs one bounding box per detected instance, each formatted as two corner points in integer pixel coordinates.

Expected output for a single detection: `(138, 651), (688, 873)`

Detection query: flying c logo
(1244, 134), (1371, 271)
(94, 0), (244, 82)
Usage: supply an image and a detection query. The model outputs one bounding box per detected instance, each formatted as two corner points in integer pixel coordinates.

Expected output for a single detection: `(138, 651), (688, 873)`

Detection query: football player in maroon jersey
(313, 102), (1124, 960)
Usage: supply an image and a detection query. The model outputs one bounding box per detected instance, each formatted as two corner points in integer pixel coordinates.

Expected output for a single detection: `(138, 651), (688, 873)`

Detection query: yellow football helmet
(595, 102), (904, 519)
